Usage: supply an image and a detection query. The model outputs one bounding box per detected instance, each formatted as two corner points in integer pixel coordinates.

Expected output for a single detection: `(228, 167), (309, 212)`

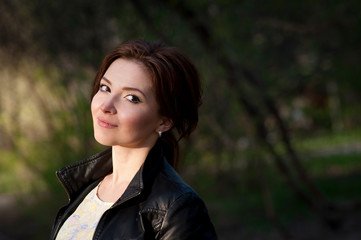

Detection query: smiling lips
(97, 118), (118, 128)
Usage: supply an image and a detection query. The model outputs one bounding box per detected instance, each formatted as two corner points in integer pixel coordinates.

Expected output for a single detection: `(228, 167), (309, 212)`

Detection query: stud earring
(158, 130), (162, 138)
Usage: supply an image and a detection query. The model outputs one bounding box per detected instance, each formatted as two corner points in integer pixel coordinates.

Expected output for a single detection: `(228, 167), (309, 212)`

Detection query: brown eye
(125, 94), (141, 104)
(99, 84), (110, 92)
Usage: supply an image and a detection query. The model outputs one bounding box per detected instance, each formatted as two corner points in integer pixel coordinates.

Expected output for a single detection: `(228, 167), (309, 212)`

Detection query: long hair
(91, 39), (202, 169)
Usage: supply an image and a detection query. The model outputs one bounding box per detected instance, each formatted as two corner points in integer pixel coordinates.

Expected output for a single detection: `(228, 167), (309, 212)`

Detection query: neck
(110, 145), (152, 184)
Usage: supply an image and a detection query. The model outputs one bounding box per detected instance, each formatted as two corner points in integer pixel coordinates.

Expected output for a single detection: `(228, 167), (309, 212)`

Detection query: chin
(93, 133), (116, 146)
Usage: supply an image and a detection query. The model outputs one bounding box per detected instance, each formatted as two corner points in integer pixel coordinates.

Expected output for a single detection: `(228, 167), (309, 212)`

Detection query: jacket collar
(56, 141), (164, 202)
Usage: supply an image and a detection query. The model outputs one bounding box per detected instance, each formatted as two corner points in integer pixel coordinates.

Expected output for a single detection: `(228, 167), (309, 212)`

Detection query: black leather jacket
(50, 142), (217, 240)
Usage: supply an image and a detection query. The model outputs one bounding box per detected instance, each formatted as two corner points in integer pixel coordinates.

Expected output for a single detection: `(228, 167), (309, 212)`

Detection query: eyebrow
(101, 77), (112, 85)
(101, 76), (147, 98)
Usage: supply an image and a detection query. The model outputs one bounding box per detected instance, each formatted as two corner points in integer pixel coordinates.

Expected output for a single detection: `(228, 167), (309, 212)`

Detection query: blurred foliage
(0, 0), (361, 239)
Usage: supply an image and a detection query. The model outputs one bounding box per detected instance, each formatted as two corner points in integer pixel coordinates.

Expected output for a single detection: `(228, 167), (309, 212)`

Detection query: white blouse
(56, 183), (113, 240)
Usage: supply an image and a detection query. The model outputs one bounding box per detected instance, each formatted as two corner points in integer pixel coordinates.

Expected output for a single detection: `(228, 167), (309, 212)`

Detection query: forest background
(0, 0), (360, 239)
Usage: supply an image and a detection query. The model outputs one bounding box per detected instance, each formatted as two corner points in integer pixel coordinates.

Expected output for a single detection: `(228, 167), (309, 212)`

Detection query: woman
(50, 39), (217, 240)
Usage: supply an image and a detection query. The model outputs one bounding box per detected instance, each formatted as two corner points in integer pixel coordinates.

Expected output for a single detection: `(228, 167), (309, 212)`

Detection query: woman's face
(91, 58), (168, 148)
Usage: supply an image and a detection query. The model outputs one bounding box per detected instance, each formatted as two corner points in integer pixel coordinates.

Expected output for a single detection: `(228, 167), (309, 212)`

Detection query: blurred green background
(0, 0), (361, 239)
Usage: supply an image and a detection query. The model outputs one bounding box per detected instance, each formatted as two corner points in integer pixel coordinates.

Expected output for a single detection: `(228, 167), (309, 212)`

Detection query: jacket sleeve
(157, 192), (217, 240)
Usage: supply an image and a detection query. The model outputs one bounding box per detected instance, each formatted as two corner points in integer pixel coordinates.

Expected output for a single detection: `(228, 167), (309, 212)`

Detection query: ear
(157, 117), (173, 133)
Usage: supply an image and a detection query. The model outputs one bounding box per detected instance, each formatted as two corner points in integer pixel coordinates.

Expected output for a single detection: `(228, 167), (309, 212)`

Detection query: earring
(158, 130), (162, 138)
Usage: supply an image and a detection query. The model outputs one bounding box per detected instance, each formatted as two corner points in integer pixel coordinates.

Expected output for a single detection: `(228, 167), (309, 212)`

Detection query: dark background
(0, 0), (361, 239)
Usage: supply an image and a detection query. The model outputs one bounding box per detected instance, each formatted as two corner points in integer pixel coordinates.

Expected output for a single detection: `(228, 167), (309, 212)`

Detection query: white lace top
(55, 183), (113, 240)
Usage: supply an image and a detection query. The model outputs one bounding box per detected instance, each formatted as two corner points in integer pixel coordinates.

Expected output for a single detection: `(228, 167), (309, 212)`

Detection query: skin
(91, 58), (172, 202)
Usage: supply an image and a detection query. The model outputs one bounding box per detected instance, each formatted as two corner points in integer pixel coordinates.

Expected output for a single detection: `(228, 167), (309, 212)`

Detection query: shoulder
(147, 159), (202, 209)
(140, 160), (217, 239)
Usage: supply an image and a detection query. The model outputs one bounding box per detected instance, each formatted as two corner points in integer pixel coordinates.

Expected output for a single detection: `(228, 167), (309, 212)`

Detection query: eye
(125, 94), (141, 104)
(99, 84), (110, 93)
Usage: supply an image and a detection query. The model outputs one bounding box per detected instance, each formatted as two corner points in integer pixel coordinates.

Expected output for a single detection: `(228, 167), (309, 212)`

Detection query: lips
(97, 117), (118, 128)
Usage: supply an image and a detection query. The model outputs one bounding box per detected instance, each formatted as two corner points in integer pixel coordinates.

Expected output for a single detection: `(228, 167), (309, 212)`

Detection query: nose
(100, 97), (117, 114)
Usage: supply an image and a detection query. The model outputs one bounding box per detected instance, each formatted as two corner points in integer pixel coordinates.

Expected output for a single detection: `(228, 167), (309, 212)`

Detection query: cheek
(91, 95), (101, 116)
(119, 108), (158, 128)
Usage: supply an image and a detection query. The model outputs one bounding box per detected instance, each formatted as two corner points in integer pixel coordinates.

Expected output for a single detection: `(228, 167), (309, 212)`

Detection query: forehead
(104, 58), (152, 89)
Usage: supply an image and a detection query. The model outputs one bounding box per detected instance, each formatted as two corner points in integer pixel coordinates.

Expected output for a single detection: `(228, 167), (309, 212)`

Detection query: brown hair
(91, 39), (202, 168)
